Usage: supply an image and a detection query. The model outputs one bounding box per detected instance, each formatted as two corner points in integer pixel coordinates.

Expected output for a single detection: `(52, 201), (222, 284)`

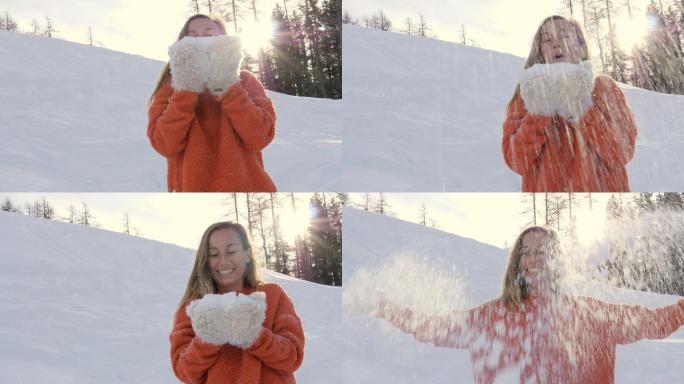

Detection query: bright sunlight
(239, 20), (277, 56)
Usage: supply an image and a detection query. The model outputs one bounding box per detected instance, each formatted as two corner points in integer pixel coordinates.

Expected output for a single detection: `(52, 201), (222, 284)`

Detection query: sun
(239, 20), (276, 56)
(613, 13), (650, 52)
(279, 205), (313, 244)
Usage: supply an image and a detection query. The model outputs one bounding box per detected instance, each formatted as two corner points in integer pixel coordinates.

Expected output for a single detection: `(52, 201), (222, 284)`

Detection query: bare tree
(374, 193), (391, 215)
(418, 203), (427, 225)
(402, 17), (415, 35)
(123, 212), (131, 234)
(3, 11), (18, 32)
(86, 27), (94, 46)
(65, 205), (77, 224)
(417, 13), (431, 37)
(30, 19), (40, 35)
(1, 197), (19, 213)
(189, 0), (201, 13)
(78, 202), (93, 226)
(43, 16), (57, 38)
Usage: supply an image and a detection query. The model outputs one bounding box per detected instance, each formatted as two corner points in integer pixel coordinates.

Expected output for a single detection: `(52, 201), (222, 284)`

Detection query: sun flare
(613, 13), (650, 52)
(239, 20), (276, 56)
(279, 205), (313, 243)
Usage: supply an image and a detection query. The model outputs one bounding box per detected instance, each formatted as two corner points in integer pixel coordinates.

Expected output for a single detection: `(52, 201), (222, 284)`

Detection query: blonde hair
(148, 14), (228, 106)
(506, 15), (590, 110)
(178, 221), (262, 308)
(500, 226), (560, 310)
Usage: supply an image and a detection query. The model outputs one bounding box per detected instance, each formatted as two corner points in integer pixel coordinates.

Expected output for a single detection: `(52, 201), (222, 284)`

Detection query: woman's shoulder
(593, 74), (620, 93)
(258, 282), (287, 297)
(239, 70), (260, 85)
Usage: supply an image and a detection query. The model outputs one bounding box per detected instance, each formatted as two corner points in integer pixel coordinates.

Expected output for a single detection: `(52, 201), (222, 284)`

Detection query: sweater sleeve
(147, 79), (200, 158)
(169, 304), (223, 384)
(246, 286), (305, 375)
(597, 298), (684, 345)
(502, 93), (554, 175)
(220, 71), (276, 151)
(581, 76), (637, 168)
(376, 299), (472, 349)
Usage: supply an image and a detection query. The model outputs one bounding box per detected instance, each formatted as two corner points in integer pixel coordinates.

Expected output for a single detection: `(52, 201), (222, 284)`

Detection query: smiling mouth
(554, 54), (564, 60)
(218, 268), (235, 275)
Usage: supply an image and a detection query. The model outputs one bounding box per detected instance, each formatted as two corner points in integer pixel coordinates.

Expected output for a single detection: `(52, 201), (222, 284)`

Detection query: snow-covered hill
(342, 25), (684, 191)
(0, 31), (341, 191)
(0, 212), (341, 383)
(342, 207), (684, 383)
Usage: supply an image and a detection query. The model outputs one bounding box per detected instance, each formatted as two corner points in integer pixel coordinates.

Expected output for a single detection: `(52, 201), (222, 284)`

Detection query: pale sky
(2, 0), (278, 61)
(349, 193), (610, 250)
(4, 193), (315, 251)
(344, 0), (657, 58)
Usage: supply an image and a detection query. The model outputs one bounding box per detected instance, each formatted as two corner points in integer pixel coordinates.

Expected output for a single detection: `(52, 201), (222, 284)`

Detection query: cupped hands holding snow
(186, 291), (266, 348)
(519, 61), (594, 121)
(168, 35), (243, 95)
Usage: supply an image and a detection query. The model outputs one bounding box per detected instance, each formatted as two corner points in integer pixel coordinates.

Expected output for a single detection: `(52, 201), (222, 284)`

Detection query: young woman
(148, 15), (277, 192)
(377, 226), (684, 384)
(170, 222), (304, 384)
(502, 16), (638, 192)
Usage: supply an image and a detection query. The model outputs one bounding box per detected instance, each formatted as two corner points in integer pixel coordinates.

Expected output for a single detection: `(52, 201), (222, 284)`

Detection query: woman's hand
(186, 291), (267, 348)
(519, 67), (559, 117)
(207, 35), (243, 97)
(168, 37), (210, 92)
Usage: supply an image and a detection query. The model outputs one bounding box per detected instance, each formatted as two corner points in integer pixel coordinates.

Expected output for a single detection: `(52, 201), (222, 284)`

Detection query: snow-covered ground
(342, 25), (684, 192)
(0, 212), (341, 383)
(0, 31), (341, 191)
(342, 207), (684, 383)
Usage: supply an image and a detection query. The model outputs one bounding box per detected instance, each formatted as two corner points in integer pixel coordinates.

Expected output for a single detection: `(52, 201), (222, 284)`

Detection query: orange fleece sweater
(503, 75), (637, 192)
(379, 295), (684, 384)
(148, 71), (276, 192)
(171, 283), (304, 384)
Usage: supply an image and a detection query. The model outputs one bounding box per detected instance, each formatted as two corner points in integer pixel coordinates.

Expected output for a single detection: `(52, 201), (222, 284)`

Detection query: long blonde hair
(178, 221), (262, 308)
(148, 14), (227, 106)
(500, 226), (561, 309)
(506, 15), (590, 111)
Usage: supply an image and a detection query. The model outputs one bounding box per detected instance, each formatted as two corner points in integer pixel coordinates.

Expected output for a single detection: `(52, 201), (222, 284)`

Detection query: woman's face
(207, 228), (251, 293)
(187, 17), (222, 37)
(540, 19), (584, 64)
(519, 231), (555, 292)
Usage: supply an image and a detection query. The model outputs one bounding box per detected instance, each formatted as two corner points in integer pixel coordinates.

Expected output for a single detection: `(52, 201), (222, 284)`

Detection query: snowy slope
(342, 25), (684, 192)
(0, 212), (341, 383)
(0, 31), (341, 191)
(342, 207), (684, 384)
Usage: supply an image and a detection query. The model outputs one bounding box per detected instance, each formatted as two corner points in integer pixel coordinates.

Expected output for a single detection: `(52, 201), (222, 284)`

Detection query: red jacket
(502, 76), (637, 192)
(170, 283), (304, 384)
(148, 71), (276, 192)
(379, 295), (684, 384)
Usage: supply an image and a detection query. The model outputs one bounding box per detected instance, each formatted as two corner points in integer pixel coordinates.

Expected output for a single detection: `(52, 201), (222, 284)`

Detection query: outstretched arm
(376, 298), (471, 349)
(598, 298), (684, 345)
